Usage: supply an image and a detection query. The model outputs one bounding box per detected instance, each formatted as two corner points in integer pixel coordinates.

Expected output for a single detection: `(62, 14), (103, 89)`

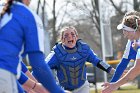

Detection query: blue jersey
(0, 2), (44, 76)
(110, 40), (137, 82)
(122, 40), (136, 60)
(0, 2), (65, 93)
(21, 61), (28, 73)
(17, 61), (28, 84)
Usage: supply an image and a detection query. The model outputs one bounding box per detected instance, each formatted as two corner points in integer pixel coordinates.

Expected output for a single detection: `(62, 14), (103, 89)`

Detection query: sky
(29, 0), (134, 23)
(29, 0), (65, 19)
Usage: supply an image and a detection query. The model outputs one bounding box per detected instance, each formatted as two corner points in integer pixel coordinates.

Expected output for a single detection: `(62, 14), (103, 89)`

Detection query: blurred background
(25, 0), (140, 92)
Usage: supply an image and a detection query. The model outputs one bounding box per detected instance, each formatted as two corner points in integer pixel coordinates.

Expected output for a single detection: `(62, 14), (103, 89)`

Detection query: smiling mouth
(68, 40), (74, 44)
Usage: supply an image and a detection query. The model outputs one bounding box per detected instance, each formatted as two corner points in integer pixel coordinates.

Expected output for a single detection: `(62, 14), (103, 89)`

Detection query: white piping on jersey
(15, 2), (45, 52)
(16, 44), (25, 79)
(136, 39), (140, 59)
(136, 49), (140, 59)
(30, 11), (45, 52)
(16, 59), (22, 79)
(0, 13), (13, 29)
(123, 40), (131, 59)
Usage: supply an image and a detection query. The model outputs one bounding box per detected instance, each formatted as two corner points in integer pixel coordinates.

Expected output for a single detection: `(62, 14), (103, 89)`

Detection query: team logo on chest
(71, 56), (77, 60)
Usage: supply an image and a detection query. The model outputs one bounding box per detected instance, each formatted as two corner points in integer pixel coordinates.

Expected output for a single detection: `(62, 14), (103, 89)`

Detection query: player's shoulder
(13, 2), (41, 22)
(77, 39), (90, 51)
(77, 39), (89, 47)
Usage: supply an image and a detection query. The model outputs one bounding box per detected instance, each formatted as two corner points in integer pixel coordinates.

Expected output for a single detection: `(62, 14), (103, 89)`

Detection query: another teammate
(0, 0), (64, 92)
(45, 26), (115, 93)
(102, 11), (140, 93)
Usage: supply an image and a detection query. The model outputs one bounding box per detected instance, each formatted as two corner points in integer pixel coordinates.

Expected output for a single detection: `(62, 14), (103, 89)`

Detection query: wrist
(111, 82), (119, 90)
(110, 68), (116, 74)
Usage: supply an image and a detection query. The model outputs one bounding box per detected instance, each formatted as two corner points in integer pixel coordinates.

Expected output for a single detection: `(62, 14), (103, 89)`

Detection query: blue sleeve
(45, 51), (59, 69)
(127, 42), (137, 60)
(87, 49), (101, 66)
(21, 61), (28, 73)
(18, 72), (29, 85)
(110, 40), (137, 82)
(110, 58), (130, 82)
(28, 51), (64, 93)
(23, 10), (45, 54)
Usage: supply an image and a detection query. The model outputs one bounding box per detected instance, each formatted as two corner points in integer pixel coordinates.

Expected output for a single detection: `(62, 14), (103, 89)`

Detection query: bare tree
(62, 0), (114, 57)
(45, 0), (71, 48)
(52, 0), (57, 47)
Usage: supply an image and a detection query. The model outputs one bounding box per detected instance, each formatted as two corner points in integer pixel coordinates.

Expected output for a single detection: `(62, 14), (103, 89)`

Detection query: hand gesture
(101, 82), (118, 93)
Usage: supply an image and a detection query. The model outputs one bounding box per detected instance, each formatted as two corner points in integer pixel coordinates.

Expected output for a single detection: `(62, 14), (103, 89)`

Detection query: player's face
(62, 28), (78, 48)
(123, 30), (139, 40)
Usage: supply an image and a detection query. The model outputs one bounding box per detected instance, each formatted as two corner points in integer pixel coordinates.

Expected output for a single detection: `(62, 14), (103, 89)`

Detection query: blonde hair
(58, 26), (78, 42)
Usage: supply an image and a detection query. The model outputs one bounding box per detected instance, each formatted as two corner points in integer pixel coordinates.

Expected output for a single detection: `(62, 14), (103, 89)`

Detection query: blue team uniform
(0, 2), (64, 93)
(110, 40), (137, 82)
(46, 40), (112, 91)
(18, 61), (29, 93)
(21, 61), (28, 73)
(18, 62), (28, 84)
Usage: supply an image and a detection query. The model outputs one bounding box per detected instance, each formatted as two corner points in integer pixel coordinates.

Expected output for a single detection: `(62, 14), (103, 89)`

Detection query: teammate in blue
(110, 11), (140, 83)
(102, 11), (140, 93)
(0, 0), (65, 93)
(45, 26), (115, 93)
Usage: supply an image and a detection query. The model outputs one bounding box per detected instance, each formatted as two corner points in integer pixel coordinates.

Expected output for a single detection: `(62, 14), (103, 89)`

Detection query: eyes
(63, 32), (76, 38)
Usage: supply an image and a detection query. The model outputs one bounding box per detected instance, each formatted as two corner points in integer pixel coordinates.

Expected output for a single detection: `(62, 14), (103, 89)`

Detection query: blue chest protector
(53, 40), (90, 90)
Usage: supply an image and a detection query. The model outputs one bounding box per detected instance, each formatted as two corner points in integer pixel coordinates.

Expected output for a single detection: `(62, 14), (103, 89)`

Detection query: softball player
(0, 0), (64, 93)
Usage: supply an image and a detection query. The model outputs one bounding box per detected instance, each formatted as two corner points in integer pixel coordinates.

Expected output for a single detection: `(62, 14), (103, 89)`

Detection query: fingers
(101, 82), (113, 93)
(102, 85), (113, 93)
(65, 90), (72, 93)
(101, 82), (110, 88)
(28, 90), (37, 93)
(102, 89), (112, 93)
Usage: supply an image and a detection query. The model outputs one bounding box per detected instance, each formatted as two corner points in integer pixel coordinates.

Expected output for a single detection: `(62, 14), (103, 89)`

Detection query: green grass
(90, 85), (140, 93)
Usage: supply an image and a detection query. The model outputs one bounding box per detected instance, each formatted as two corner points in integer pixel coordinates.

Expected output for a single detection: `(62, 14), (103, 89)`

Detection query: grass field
(90, 85), (140, 93)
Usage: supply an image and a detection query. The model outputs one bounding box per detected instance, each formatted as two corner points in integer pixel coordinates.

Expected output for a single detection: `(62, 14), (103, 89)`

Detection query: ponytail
(0, 0), (13, 18)
(5, 0), (13, 14)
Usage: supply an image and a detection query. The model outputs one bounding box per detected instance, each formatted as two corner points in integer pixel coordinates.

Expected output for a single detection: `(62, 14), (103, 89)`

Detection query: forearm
(110, 58), (130, 82)
(28, 52), (64, 93)
(115, 65), (140, 87)
(22, 78), (36, 90)
(25, 70), (38, 82)
(96, 60), (114, 73)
